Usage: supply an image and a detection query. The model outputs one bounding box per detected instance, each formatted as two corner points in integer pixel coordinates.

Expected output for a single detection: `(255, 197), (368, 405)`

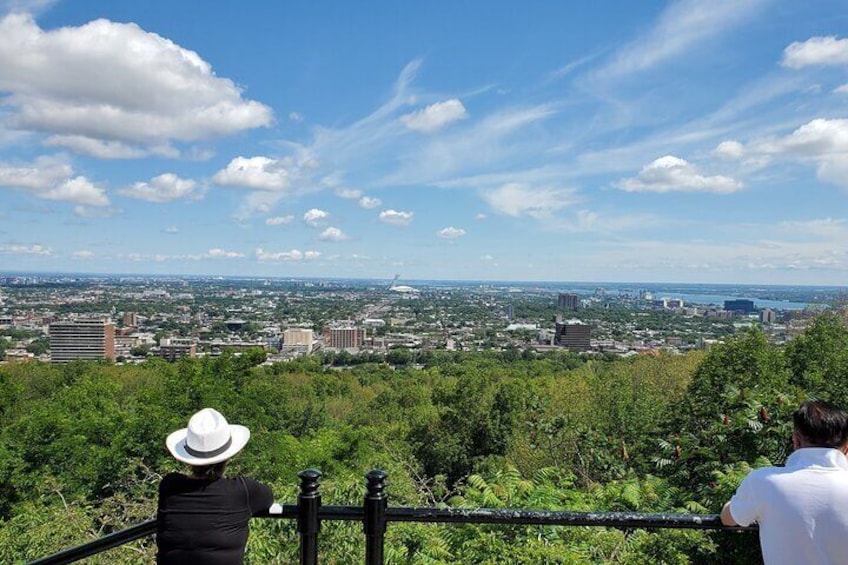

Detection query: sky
(1, 0), (848, 284)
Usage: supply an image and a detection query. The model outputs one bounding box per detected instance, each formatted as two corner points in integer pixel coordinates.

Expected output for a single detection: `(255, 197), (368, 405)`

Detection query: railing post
(297, 468), (322, 565)
(364, 469), (388, 565)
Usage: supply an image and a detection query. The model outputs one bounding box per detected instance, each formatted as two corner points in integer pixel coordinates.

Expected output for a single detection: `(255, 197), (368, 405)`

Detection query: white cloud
(335, 187), (362, 199)
(0, 244), (52, 255)
(782, 36), (848, 69)
(213, 156), (291, 191)
(0, 14), (271, 155)
(163, 226), (180, 233)
(358, 196), (381, 209)
(255, 247), (321, 261)
(44, 135), (152, 159)
(481, 183), (578, 218)
(379, 209), (414, 226)
(206, 248), (244, 259)
(289, 111), (304, 122)
(303, 208), (329, 227)
(319, 226), (349, 241)
(120, 173), (196, 203)
(729, 119), (848, 189)
(615, 155), (743, 193)
(475, 213), (487, 220)
(265, 215), (293, 226)
(779, 218), (848, 238)
(72, 249), (94, 259)
(44, 177), (110, 205)
(835, 84), (848, 94)
(714, 140), (745, 159)
(438, 227), (466, 239)
(401, 99), (467, 132)
(73, 204), (118, 218)
(597, 0), (768, 77)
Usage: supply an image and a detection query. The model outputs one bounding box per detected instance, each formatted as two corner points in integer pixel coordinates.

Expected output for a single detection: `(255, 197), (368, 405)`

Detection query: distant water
(653, 292), (807, 310)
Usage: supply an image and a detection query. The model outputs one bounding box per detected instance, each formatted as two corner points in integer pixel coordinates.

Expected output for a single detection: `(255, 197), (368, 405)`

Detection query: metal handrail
(28, 468), (755, 565)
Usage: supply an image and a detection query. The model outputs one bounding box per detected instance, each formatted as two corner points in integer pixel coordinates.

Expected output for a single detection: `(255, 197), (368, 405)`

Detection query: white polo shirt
(729, 447), (848, 565)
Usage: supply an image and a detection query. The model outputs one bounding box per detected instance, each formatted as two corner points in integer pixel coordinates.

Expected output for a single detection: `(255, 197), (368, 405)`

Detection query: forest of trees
(3, 313), (848, 563)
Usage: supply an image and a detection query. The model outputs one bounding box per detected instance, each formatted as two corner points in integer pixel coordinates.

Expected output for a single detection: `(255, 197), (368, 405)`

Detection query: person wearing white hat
(156, 408), (273, 565)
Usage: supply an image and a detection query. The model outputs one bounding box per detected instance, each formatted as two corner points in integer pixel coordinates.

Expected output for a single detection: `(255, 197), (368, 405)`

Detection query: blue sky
(1, 0), (848, 284)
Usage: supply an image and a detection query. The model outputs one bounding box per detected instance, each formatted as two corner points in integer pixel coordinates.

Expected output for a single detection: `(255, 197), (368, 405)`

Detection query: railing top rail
(28, 506), (755, 565)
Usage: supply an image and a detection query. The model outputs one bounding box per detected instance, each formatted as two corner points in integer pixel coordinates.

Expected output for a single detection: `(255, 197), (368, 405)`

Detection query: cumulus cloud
(714, 140), (745, 159)
(119, 173), (196, 203)
(335, 187), (361, 199)
(265, 215), (293, 226)
(206, 248), (244, 258)
(401, 99), (467, 132)
(615, 156), (743, 193)
(379, 209), (414, 226)
(782, 36), (848, 68)
(358, 196), (381, 209)
(44, 135), (153, 159)
(72, 249), (94, 259)
(437, 227), (466, 239)
(255, 248), (321, 261)
(724, 119), (848, 189)
(213, 156), (291, 191)
(0, 14), (271, 156)
(303, 208), (329, 227)
(318, 226), (349, 241)
(0, 244), (52, 255)
(0, 157), (110, 206)
(481, 183), (578, 218)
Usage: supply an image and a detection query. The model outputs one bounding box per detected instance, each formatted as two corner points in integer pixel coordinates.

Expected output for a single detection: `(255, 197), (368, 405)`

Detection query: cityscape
(3, 0), (848, 562)
(1, 273), (841, 365)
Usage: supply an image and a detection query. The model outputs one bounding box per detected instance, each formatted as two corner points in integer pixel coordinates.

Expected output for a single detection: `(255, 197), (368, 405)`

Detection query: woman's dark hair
(794, 400), (848, 448)
(190, 461), (228, 480)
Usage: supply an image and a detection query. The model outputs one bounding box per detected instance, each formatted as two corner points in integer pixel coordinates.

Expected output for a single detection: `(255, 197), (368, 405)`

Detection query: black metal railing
(29, 468), (755, 565)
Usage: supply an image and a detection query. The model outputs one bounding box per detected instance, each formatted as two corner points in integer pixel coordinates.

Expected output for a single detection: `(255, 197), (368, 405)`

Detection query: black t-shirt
(156, 473), (274, 565)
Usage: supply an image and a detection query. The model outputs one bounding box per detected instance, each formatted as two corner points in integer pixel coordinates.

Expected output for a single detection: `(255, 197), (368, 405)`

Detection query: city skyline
(1, 0), (848, 284)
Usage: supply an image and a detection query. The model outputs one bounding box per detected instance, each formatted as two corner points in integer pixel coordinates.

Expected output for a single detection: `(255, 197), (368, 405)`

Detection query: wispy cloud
(595, 0), (770, 79)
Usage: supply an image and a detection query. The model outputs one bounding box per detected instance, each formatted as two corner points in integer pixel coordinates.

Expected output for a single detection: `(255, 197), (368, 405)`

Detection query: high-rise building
(725, 299), (755, 314)
(554, 318), (591, 350)
(122, 312), (139, 327)
(558, 293), (580, 310)
(323, 326), (366, 349)
(159, 338), (196, 362)
(283, 328), (314, 352)
(760, 308), (777, 324)
(49, 318), (115, 363)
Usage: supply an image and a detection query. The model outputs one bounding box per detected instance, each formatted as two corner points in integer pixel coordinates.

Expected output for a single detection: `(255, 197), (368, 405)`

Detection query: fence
(30, 468), (755, 565)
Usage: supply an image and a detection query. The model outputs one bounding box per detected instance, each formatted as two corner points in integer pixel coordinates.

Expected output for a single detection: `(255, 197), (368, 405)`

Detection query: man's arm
(720, 502), (738, 526)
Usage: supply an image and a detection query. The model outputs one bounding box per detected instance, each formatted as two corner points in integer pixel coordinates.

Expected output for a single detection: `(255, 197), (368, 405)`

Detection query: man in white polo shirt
(721, 400), (848, 564)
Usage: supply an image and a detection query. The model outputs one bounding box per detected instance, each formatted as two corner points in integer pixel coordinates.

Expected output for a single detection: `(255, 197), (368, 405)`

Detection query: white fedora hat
(166, 408), (250, 466)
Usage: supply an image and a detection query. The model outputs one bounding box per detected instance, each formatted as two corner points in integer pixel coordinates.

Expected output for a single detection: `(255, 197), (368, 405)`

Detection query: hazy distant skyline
(1, 0), (848, 284)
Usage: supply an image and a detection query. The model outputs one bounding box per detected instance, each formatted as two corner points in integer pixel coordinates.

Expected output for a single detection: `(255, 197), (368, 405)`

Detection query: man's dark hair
(190, 461), (228, 480)
(793, 400), (848, 448)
